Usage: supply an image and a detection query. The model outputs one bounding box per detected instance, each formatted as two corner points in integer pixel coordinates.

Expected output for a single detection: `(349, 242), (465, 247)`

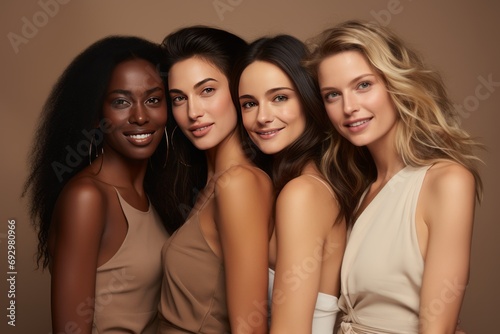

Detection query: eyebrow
(320, 74), (375, 92)
(169, 77), (218, 95)
(108, 86), (163, 97)
(239, 87), (294, 100)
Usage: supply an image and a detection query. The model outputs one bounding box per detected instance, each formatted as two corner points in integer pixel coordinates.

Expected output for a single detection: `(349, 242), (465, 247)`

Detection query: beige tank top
(91, 188), (169, 333)
(338, 165), (430, 334)
(158, 165), (269, 333)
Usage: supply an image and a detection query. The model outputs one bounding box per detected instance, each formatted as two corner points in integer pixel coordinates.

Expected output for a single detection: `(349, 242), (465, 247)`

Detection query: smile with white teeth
(348, 119), (370, 127)
(258, 129), (279, 135)
(193, 125), (210, 132)
(127, 133), (152, 139)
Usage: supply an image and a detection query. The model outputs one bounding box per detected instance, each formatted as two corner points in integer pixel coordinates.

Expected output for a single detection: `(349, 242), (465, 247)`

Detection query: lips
(189, 123), (214, 137)
(255, 128), (283, 139)
(124, 130), (156, 146)
(127, 133), (152, 139)
(345, 117), (372, 128)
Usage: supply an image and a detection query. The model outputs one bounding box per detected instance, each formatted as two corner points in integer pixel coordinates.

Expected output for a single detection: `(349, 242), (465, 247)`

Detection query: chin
(255, 144), (282, 155)
(192, 141), (216, 151)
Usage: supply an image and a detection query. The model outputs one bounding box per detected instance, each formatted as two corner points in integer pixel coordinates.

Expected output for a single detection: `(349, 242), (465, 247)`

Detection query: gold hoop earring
(163, 127), (169, 168)
(170, 125), (191, 167)
(170, 125), (178, 151)
(89, 131), (104, 173)
(89, 133), (100, 165)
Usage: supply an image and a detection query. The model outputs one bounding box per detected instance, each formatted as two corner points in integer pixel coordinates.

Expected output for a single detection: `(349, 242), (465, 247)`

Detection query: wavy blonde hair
(305, 20), (483, 224)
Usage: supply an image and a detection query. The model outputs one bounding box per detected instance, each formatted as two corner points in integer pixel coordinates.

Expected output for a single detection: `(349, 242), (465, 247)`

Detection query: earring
(170, 125), (178, 151)
(89, 131), (104, 173)
(89, 134), (97, 166)
(170, 125), (191, 167)
(163, 127), (169, 168)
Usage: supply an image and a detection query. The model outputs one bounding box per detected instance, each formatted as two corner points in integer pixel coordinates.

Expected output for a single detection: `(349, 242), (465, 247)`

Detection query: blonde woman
(306, 20), (482, 334)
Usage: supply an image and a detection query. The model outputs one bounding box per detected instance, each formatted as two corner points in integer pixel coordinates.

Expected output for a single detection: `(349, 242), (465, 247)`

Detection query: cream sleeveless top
(338, 165), (430, 334)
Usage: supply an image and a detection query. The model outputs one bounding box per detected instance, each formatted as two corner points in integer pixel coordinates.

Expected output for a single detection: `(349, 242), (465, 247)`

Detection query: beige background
(1, 0), (498, 333)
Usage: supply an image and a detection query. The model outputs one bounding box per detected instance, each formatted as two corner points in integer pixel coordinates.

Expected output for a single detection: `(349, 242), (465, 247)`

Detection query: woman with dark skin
(157, 26), (273, 333)
(23, 36), (171, 333)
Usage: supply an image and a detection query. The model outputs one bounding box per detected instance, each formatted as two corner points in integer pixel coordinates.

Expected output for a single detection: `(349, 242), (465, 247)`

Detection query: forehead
(109, 59), (161, 86)
(317, 51), (376, 84)
(239, 61), (292, 90)
(168, 56), (227, 86)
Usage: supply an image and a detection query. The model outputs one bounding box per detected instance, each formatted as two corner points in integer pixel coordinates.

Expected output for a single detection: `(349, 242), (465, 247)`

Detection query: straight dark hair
(231, 35), (346, 223)
(160, 26), (251, 230)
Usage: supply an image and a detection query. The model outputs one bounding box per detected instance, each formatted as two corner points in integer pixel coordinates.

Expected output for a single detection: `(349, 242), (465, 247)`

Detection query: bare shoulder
(424, 161), (475, 196)
(421, 161), (476, 230)
(59, 175), (107, 206)
(215, 164), (272, 196)
(53, 174), (109, 226)
(277, 174), (338, 225)
(278, 174), (334, 206)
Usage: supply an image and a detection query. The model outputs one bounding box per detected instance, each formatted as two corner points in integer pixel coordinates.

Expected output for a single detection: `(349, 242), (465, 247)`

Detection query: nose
(187, 98), (204, 120)
(257, 104), (274, 124)
(343, 91), (359, 115)
(129, 104), (149, 125)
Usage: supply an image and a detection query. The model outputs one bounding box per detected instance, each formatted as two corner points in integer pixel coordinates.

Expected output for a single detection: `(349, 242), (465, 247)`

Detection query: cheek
(325, 105), (341, 124)
(154, 108), (168, 126)
(215, 96), (237, 126)
(241, 112), (254, 131)
(172, 107), (187, 126)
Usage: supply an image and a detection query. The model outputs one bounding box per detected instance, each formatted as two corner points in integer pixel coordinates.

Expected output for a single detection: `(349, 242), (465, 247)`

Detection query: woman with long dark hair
(234, 34), (347, 334)
(23, 36), (171, 333)
(157, 26), (273, 333)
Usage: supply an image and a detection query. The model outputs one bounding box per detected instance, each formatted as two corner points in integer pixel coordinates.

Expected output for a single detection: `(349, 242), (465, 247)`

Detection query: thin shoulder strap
(113, 186), (151, 214)
(303, 174), (336, 199)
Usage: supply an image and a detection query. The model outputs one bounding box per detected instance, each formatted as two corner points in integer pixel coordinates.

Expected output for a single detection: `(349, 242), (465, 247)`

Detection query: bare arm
(270, 177), (339, 334)
(419, 163), (476, 334)
(215, 166), (273, 334)
(50, 181), (106, 334)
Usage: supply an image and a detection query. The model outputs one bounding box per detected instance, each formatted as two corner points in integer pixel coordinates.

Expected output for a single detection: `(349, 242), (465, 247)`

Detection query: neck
(366, 121), (405, 182)
(205, 129), (249, 181)
(91, 150), (149, 193)
(369, 146), (405, 184)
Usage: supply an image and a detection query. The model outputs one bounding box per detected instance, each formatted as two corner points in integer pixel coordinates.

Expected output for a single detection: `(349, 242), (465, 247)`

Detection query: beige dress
(338, 165), (430, 334)
(92, 188), (169, 334)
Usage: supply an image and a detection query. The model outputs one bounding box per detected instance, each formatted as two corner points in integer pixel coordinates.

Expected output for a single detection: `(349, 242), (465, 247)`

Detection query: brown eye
(112, 98), (130, 108)
(171, 95), (186, 105)
(202, 87), (215, 95)
(146, 97), (161, 104)
(241, 101), (257, 109)
(273, 95), (288, 102)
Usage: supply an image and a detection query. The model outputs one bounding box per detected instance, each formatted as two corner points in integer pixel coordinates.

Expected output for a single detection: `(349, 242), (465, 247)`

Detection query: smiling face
(102, 58), (167, 161)
(317, 50), (398, 151)
(238, 61), (306, 155)
(168, 57), (237, 151)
